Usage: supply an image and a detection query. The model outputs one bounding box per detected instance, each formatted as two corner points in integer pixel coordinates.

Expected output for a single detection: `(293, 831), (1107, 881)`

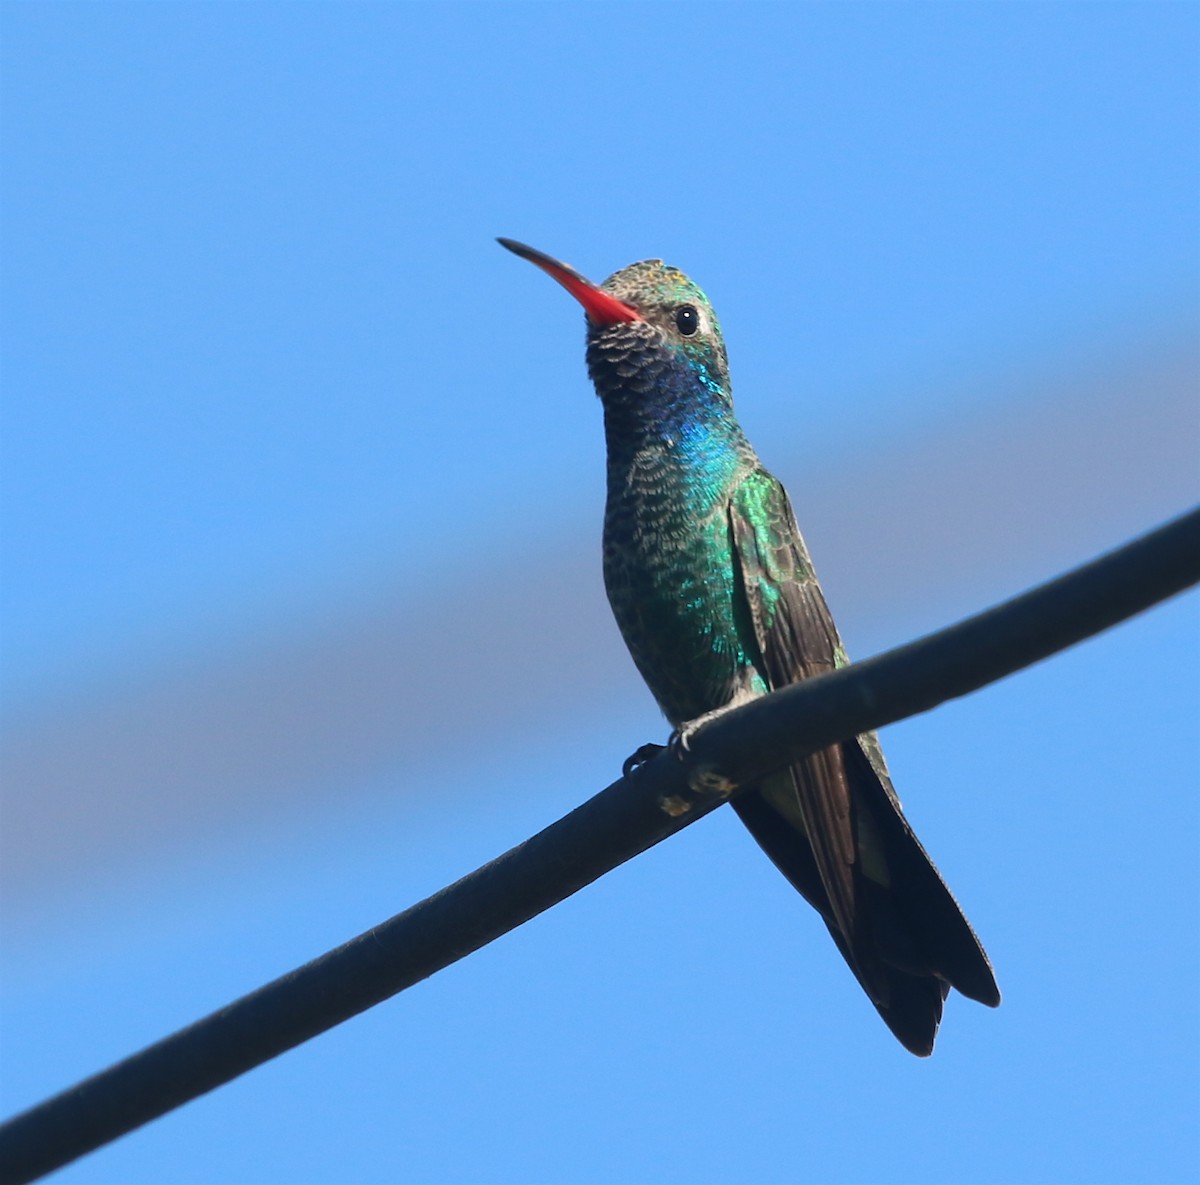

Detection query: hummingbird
(498, 238), (1000, 1055)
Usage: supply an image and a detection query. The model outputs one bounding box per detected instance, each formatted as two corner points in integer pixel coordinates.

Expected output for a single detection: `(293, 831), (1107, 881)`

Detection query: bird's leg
(671, 697), (745, 755)
(623, 693), (753, 782)
(621, 742), (667, 777)
(668, 701), (746, 797)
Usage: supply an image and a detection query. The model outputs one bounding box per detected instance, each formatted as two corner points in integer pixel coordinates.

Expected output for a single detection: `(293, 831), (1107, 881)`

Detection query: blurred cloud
(3, 329), (1195, 912)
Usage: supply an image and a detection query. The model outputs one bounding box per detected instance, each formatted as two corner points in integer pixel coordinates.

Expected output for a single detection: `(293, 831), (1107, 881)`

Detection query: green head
(497, 239), (734, 424)
(594, 257), (730, 399)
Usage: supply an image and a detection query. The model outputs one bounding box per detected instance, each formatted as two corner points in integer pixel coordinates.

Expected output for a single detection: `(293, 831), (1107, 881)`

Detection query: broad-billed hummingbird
(498, 238), (1000, 1055)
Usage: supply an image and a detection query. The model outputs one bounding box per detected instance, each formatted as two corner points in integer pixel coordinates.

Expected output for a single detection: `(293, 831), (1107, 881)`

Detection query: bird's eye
(675, 305), (700, 336)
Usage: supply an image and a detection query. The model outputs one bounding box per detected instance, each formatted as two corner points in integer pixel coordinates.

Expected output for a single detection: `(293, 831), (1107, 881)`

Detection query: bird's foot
(621, 742), (667, 778)
(671, 702), (737, 755)
(622, 726), (714, 774)
(620, 707), (740, 797)
(670, 707), (740, 798)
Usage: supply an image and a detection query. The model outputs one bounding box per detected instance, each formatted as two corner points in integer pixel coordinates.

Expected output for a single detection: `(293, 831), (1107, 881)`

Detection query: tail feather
(732, 743), (999, 1056)
(843, 742), (1000, 1008)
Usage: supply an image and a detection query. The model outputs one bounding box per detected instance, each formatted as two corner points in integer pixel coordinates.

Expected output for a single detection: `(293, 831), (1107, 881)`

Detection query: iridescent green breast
(602, 423), (767, 725)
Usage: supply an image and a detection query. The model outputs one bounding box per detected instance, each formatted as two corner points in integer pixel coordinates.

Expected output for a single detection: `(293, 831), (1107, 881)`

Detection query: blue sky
(1, 3), (1197, 1184)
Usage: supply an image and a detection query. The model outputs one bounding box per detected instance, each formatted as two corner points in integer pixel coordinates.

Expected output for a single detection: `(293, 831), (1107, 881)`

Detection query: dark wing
(728, 469), (999, 1054)
(726, 470), (860, 944)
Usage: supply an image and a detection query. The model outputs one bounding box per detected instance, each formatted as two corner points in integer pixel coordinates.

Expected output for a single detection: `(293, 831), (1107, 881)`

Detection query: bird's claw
(621, 724), (734, 798)
(667, 726), (696, 762)
(622, 742), (667, 778)
(622, 730), (694, 776)
(673, 720), (737, 798)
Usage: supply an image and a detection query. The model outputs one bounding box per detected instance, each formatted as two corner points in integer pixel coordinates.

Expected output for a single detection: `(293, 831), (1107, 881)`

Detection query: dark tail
(732, 740), (999, 1056)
